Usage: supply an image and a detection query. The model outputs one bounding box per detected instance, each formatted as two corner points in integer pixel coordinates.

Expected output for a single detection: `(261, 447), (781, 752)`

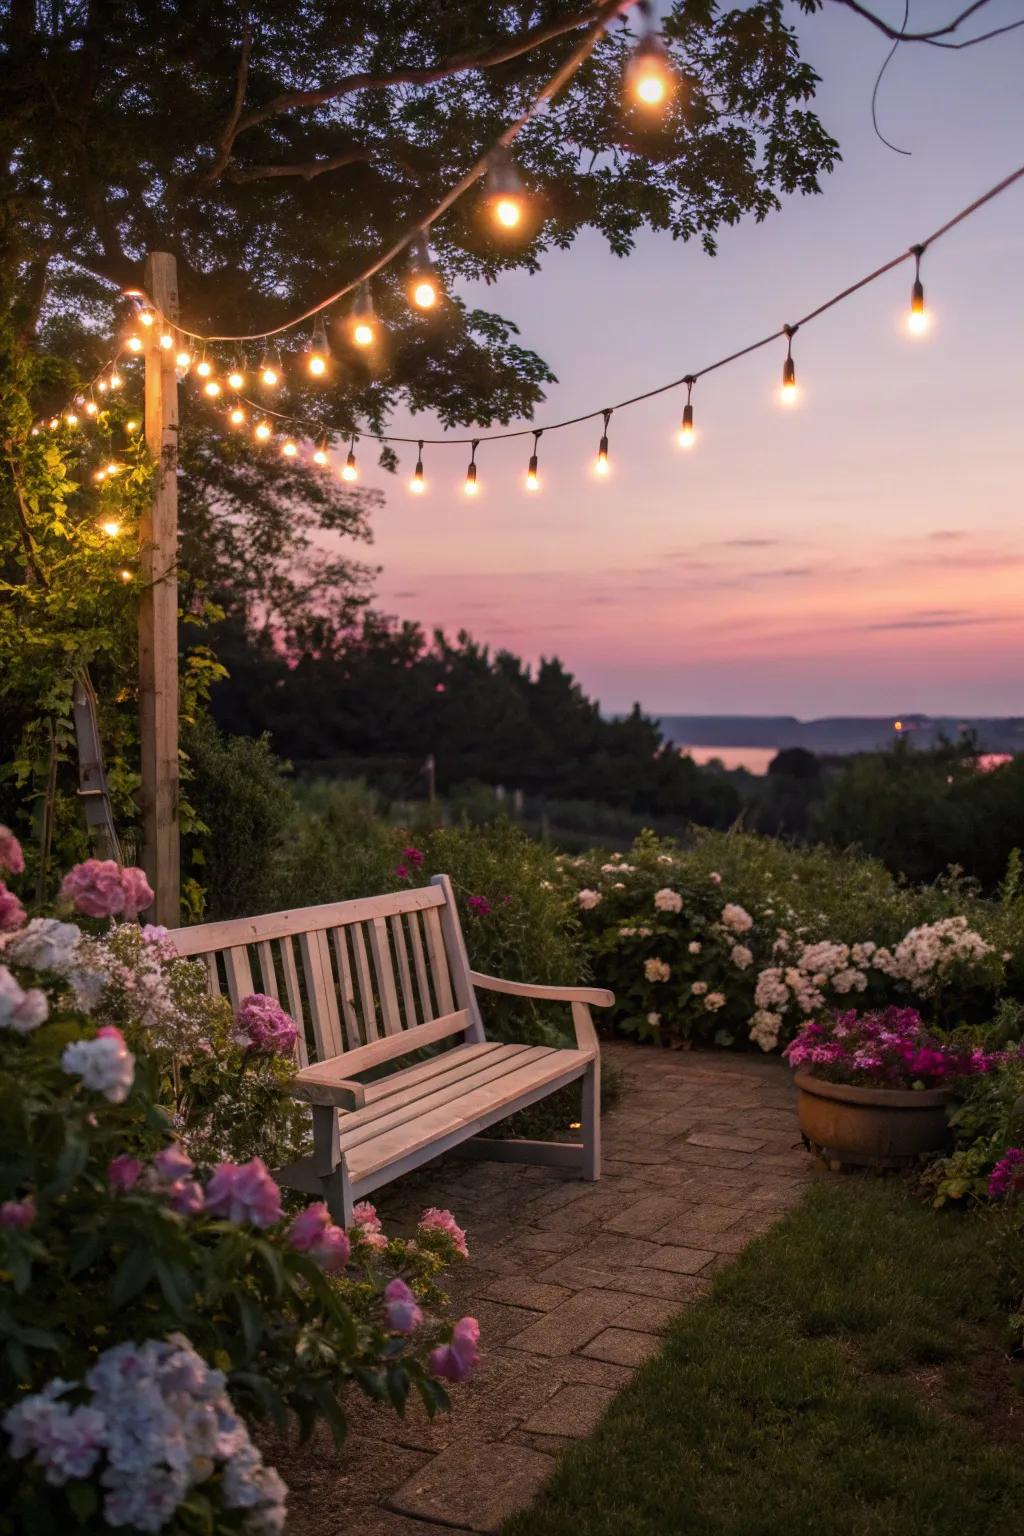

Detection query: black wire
(871, 0), (912, 156)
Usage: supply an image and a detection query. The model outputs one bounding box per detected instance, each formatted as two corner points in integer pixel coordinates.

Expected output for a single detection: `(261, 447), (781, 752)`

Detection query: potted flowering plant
(784, 1007), (991, 1169)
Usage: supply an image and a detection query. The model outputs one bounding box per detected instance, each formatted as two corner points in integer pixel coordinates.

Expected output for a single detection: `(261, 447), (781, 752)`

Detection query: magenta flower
(395, 864), (411, 881)
(107, 1155), (142, 1192)
(988, 1148), (1024, 1199)
(287, 1203), (351, 1269)
(153, 1143), (193, 1183)
(204, 1158), (283, 1228)
(384, 1277), (423, 1334)
(234, 993), (299, 1057)
(59, 859), (126, 918)
(0, 1196), (35, 1230)
(429, 1316), (480, 1382)
(0, 883), (26, 933)
(467, 895), (492, 918)
(351, 1199), (388, 1252)
(402, 847), (424, 869)
(314, 1223), (352, 1271)
(120, 866), (154, 920)
(418, 1207), (469, 1260)
(784, 1007), (989, 1091)
(0, 827), (25, 876)
(166, 1179), (204, 1216)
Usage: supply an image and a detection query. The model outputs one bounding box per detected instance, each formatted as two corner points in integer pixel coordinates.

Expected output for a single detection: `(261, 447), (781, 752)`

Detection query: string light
(105, 462), (122, 476)
(260, 348), (281, 387)
(410, 441), (426, 494)
(626, 5), (678, 110)
(109, 372), (123, 390)
(64, 412), (79, 428)
(486, 147), (527, 231)
(254, 420), (272, 442)
(196, 356), (213, 379)
(126, 335), (144, 354)
(779, 325), (798, 405)
(119, 568), (133, 583)
(85, 400), (98, 417)
(908, 243), (928, 335)
(203, 379), (222, 398)
(138, 307), (155, 328)
(595, 409), (612, 475)
(341, 436), (358, 481)
(526, 429), (542, 491)
(677, 377), (696, 448)
(227, 363), (245, 389)
(100, 518), (122, 537)
(229, 403), (247, 426)
(125, 419), (139, 432)
(93, 468), (107, 482)
(407, 234), (441, 310)
(280, 436), (298, 458)
(175, 347), (192, 370)
(306, 319), (330, 377)
(97, 379), (109, 395)
(312, 437), (329, 466)
(159, 329), (174, 350)
(350, 283), (377, 347)
(464, 440), (480, 496)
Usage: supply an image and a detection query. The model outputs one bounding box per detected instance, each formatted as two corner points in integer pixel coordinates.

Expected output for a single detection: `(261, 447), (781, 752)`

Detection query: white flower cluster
(644, 957), (671, 983)
(3, 1336), (286, 1534)
(720, 903), (753, 935)
(62, 1032), (135, 1104)
(5, 918), (105, 1012)
(653, 888), (683, 913)
(576, 889), (602, 910)
(0, 965), (48, 1032)
(872, 917), (994, 996)
(750, 938), (871, 1052)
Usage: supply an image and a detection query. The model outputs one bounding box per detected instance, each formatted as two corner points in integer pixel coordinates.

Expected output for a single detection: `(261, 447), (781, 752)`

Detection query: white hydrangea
(61, 1031), (135, 1104)
(691, 980), (708, 996)
(0, 965), (48, 1033)
(644, 958), (671, 983)
(646, 1011), (661, 1026)
(688, 940), (702, 955)
(872, 917), (995, 996)
(654, 888), (682, 913)
(720, 903), (753, 935)
(576, 889), (602, 910)
(704, 991), (726, 1012)
(4, 917), (81, 974)
(4, 1336), (287, 1535)
(730, 944), (753, 971)
(749, 1009), (783, 1052)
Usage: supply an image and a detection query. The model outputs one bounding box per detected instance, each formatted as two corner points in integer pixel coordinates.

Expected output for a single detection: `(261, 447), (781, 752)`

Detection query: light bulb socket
(528, 454), (539, 476)
(487, 146), (526, 199)
(911, 278), (925, 313)
(598, 435), (609, 458)
(466, 461), (478, 486)
(682, 403), (694, 431)
(346, 448), (357, 472)
(782, 356), (796, 388)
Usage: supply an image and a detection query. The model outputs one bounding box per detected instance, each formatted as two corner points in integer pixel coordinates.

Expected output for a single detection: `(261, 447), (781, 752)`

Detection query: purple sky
(357, 3), (1024, 719)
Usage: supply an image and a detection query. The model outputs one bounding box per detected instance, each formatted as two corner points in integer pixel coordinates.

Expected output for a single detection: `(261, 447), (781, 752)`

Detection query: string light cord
(137, 0), (633, 344)
(222, 156), (1024, 450)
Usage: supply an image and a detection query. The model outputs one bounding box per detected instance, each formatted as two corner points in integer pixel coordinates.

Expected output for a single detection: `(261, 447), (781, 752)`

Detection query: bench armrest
(468, 970), (612, 1055)
(468, 971), (614, 1008)
(291, 1063), (367, 1111)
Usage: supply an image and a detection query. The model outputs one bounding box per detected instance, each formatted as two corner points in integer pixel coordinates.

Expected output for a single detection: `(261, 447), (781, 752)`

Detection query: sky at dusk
(357, 2), (1024, 720)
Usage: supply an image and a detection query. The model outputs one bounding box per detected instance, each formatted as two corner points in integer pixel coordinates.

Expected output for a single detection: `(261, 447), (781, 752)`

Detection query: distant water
(681, 745), (777, 775)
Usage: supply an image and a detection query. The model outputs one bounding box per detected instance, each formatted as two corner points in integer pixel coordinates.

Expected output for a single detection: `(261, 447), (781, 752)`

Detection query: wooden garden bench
(168, 875), (611, 1223)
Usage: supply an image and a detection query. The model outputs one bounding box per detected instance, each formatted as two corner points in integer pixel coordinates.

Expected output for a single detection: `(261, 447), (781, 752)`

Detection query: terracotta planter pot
(793, 1070), (953, 1170)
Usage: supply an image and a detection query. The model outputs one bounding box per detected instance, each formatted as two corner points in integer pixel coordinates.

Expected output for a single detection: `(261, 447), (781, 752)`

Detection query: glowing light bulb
(677, 403), (695, 448)
(342, 447), (358, 482)
(350, 282), (377, 345)
(464, 448), (480, 496)
(105, 462), (121, 476)
(313, 446), (329, 467)
(176, 349), (191, 369)
(100, 519), (122, 537)
(85, 400), (98, 417)
(353, 321), (375, 346)
(65, 412), (79, 427)
(494, 197), (522, 229)
(410, 448), (426, 494)
(414, 280), (437, 309)
(126, 335), (143, 353)
(196, 358), (212, 378)
(408, 234), (441, 310)
(280, 438), (298, 458)
(119, 568), (133, 583)
(125, 419), (139, 432)
(227, 369), (245, 390)
(526, 463), (540, 492)
(93, 469), (107, 482)
(109, 372), (123, 390)
(203, 379), (221, 398)
(48, 416), (59, 429)
(138, 308), (155, 327)
(908, 278), (928, 335)
(627, 35), (677, 110)
(229, 405), (246, 426)
(254, 420), (272, 442)
(308, 353), (326, 376)
(486, 148), (528, 233)
(97, 379), (109, 394)
(779, 357), (798, 406)
(595, 446), (609, 475)
(159, 331), (174, 350)
(261, 363), (279, 387)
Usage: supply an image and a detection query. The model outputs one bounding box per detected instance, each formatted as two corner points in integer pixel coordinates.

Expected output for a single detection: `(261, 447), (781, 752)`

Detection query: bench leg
(311, 1106), (354, 1225)
(581, 1058), (601, 1181)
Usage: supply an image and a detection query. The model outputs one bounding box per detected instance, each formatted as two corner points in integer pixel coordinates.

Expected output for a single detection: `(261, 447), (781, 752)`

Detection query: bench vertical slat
(204, 953), (221, 995)
(422, 905), (455, 1017)
(350, 923), (378, 1042)
(406, 912), (433, 1021)
(223, 946), (254, 1007)
(431, 874), (486, 1043)
(369, 917), (403, 1037)
(300, 930), (343, 1060)
(330, 927), (362, 1051)
(255, 941), (279, 999)
(389, 914), (417, 1027)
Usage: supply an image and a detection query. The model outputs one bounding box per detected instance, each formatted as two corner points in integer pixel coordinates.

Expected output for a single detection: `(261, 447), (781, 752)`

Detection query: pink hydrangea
(120, 866), (154, 920)
(0, 1196), (35, 1229)
(429, 1316), (480, 1382)
(0, 883), (25, 933)
(418, 1207), (469, 1260)
(107, 1155), (142, 1192)
(988, 1148), (1024, 1199)
(403, 846), (424, 869)
(288, 1201), (352, 1270)
(59, 859), (126, 918)
(234, 993), (299, 1057)
(467, 895), (492, 918)
(204, 1158), (283, 1228)
(154, 1143), (194, 1182)
(166, 1179), (204, 1216)
(384, 1277), (423, 1334)
(351, 1200), (388, 1252)
(0, 827), (24, 876)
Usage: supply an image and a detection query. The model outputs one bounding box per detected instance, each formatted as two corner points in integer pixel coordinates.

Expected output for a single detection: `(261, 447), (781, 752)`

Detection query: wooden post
(140, 251), (181, 924)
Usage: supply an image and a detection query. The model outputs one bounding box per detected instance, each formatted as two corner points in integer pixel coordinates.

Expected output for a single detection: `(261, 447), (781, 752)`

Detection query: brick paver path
(282, 1043), (811, 1535)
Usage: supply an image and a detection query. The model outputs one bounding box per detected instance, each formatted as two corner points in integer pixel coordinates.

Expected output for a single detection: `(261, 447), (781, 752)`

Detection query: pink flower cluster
(395, 846), (425, 881)
(234, 992), (299, 1056)
(204, 1157), (283, 1228)
(0, 826), (24, 876)
(0, 1195), (35, 1230)
(783, 1007), (991, 1090)
(288, 1201), (351, 1270)
(352, 1200), (388, 1251)
(418, 1207), (469, 1259)
(0, 883), (25, 933)
(988, 1148), (1024, 1200)
(59, 860), (154, 921)
(429, 1317), (480, 1383)
(467, 895), (492, 918)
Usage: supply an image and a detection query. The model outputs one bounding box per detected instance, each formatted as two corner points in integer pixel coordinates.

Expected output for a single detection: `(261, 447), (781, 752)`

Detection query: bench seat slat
(345, 1048), (590, 1182)
(361, 1041), (503, 1103)
(338, 1044), (543, 1150)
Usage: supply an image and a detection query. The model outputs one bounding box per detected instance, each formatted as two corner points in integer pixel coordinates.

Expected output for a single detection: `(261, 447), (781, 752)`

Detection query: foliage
(925, 1054), (1024, 1207)
(211, 615), (741, 826)
(0, 848), (477, 1533)
(506, 1180), (1024, 1536)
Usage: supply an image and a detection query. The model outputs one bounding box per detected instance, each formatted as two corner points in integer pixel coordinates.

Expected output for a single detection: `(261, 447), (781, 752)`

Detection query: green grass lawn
(505, 1180), (1024, 1536)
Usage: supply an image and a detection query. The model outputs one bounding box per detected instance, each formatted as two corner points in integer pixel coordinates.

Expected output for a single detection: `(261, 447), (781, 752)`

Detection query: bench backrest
(167, 873), (484, 1068)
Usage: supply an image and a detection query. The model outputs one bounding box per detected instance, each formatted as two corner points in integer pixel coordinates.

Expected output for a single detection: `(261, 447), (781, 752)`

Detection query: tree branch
(205, 2), (619, 180)
(226, 147), (374, 182)
(827, 0), (1024, 50)
(204, 16), (253, 184)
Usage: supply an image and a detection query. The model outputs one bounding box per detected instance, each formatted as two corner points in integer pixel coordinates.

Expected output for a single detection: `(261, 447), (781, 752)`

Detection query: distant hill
(656, 715), (1024, 756)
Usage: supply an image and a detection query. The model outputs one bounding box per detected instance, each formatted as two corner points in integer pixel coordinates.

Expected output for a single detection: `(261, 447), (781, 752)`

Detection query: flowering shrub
(924, 1049), (1024, 1206)
(0, 829), (479, 1533)
(782, 1008), (991, 1090)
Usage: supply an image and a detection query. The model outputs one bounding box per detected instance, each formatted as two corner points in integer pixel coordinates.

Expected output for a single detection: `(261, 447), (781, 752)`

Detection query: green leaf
(111, 1246), (156, 1306)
